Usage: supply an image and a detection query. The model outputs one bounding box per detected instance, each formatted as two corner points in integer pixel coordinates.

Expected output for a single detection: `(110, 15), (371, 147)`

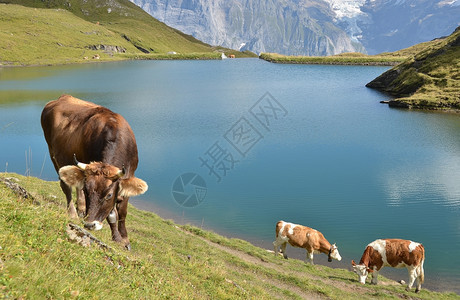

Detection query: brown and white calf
(273, 220), (342, 264)
(351, 239), (425, 292)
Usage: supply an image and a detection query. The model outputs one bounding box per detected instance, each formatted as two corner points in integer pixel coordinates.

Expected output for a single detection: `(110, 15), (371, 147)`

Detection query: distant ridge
(366, 27), (460, 111)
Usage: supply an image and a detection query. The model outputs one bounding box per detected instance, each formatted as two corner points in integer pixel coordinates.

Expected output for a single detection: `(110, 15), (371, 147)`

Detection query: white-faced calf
(273, 220), (342, 264)
(351, 239), (425, 293)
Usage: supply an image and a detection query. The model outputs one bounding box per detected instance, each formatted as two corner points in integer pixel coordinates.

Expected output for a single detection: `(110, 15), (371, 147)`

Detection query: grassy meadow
(1, 173), (459, 299)
(0, 3), (255, 66)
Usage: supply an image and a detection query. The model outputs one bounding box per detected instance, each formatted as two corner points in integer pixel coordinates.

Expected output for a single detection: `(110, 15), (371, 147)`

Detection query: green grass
(1, 173), (459, 299)
(259, 52), (407, 66)
(259, 37), (447, 66)
(0, 3), (254, 66)
(0, 4), (131, 65)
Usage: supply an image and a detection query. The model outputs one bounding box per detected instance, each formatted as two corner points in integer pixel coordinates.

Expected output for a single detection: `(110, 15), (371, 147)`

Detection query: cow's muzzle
(84, 220), (103, 231)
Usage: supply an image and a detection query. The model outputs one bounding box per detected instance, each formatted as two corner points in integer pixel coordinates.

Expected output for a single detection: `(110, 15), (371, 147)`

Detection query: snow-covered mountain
(130, 0), (365, 56)
(130, 0), (460, 55)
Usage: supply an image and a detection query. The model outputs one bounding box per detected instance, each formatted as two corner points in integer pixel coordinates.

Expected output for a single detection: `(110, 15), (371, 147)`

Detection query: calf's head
(59, 160), (148, 230)
(328, 243), (342, 262)
(351, 260), (372, 284)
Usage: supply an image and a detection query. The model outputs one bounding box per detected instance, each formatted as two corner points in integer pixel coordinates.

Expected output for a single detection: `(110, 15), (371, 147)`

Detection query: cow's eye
(105, 193), (113, 200)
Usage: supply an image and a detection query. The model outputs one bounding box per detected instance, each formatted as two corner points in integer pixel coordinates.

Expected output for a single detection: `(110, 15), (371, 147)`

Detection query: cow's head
(59, 160), (148, 230)
(351, 260), (373, 284)
(328, 243), (342, 262)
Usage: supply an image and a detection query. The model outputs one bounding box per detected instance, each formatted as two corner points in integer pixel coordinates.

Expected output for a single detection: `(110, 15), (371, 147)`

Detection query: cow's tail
(418, 245), (425, 284)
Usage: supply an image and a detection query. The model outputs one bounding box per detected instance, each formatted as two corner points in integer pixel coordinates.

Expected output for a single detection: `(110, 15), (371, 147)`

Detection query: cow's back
(41, 95), (139, 176)
(276, 221), (319, 248)
(383, 239), (424, 268)
(365, 239), (424, 269)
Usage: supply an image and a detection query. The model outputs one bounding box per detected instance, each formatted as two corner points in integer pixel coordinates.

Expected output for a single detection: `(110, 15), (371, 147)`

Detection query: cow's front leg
(60, 180), (78, 219)
(273, 239), (283, 257)
(306, 251), (314, 265)
(280, 242), (288, 259)
(76, 188), (86, 218)
(117, 197), (130, 250)
(107, 208), (122, 243)
(371, 270), (379, 285)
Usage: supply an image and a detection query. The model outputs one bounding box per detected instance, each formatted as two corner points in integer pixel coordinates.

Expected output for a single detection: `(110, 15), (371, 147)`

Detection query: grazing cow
(273, 220), (342, 264)
(41, 94), (148, 250)
(351, 239), (425, 292)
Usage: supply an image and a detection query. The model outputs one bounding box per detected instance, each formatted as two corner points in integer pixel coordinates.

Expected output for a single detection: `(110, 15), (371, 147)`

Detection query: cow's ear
(351, 260), (357, 266)
(119, 177), (148, 197)
(59, 165), (85, 188)
(367, 268), (373, 273)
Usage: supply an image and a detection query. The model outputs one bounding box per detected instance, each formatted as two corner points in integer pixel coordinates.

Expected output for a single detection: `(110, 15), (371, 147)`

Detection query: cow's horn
(117, 165), (125, 178)
(74, 154), (87, 170)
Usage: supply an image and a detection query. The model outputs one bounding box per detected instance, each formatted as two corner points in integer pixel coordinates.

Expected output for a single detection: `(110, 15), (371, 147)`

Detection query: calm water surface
(1, 59), (459, 293)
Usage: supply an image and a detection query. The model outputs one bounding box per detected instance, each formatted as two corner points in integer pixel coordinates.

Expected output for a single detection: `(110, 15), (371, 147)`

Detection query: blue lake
(0, 59), (459, 293)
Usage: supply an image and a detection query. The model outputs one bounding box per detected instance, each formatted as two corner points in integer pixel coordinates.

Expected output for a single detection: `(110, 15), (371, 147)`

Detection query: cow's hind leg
(60, 180), (77, 219)
(406, 267), (417, 292)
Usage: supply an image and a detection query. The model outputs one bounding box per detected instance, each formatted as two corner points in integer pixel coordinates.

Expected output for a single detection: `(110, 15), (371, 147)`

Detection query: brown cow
(351, 239), (425, 292)
(273, 220), (342, 264)
(41, 94), (148, 250)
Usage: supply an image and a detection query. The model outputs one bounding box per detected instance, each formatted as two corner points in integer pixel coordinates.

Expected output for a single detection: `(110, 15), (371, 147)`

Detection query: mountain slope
(366, 27), (460, 111)
(131, 0), (365, 56)
(0, 0), (229, 65)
